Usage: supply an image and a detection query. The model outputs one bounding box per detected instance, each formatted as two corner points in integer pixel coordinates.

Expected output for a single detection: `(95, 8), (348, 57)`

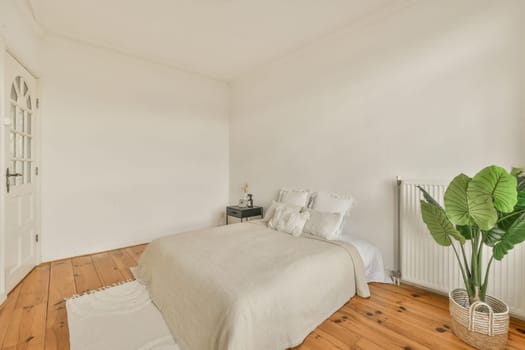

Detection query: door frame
(0, 39), (41, 304)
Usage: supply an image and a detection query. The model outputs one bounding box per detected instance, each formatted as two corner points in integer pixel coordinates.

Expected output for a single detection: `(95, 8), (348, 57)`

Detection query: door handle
(6, 168), (22, 193)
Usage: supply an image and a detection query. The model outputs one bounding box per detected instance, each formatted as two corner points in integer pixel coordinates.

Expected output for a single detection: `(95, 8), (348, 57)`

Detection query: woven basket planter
(449, 289), (509, 350)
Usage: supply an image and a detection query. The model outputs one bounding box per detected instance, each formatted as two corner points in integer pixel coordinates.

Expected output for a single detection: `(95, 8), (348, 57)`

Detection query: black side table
(226, 206), (263, 224)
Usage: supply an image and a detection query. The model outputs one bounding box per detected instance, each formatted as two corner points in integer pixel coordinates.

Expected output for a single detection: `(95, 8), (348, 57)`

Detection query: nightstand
(226, 206), (263, 224)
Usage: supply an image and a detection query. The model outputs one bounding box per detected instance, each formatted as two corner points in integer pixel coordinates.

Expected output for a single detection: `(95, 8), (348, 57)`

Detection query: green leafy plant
(418, 165), (525, 304)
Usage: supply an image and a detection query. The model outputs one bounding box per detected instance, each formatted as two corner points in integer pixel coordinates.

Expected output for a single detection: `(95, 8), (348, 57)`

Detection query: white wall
(0, 0), (230, 263)
(520, 16), (525, 162)
(40, 36), (230, 261)
(230, 0), (525, 270)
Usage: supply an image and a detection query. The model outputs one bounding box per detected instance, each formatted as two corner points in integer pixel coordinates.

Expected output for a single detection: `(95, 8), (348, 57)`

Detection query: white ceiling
(29, 0), (394, 81)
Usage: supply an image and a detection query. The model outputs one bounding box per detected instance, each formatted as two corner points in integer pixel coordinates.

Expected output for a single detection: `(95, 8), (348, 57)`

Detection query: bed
(136, 221), (370, 350)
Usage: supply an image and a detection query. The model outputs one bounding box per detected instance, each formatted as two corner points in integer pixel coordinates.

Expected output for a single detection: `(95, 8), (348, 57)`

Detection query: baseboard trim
(42, 241), (151, 265)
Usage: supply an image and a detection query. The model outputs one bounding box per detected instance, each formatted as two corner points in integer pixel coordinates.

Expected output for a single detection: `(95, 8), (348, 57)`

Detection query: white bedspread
(136, 222), (370, 350)
(339, 237), (390, 283)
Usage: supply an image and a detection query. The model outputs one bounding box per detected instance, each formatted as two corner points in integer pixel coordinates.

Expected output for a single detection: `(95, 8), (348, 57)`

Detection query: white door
(3, 53), (39, 293)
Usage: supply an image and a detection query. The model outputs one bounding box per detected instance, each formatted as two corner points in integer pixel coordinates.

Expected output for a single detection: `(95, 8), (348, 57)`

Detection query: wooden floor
(1, 246), (524, 350)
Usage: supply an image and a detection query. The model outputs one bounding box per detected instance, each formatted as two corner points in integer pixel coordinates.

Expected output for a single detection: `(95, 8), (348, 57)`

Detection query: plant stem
(471, 229), (477, 283)
(481, 255), (495, 300)
(451, 242), (472, 296)
(477, 240), (483, 300)
(470, 227), (481, 302)
(459, 244), (471, 279)
(497, 209), (525, 223)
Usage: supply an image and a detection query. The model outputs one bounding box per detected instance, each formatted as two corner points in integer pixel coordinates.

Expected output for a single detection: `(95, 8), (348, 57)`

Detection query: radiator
(397, 178), (525, 319)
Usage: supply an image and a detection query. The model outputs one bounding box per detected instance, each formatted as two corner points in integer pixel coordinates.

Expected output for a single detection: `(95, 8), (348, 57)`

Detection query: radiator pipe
(393, 176), (402, 286)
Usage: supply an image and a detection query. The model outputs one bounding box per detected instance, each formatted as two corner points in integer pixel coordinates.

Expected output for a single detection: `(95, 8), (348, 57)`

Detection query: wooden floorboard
(0, 285), (21, 348)
(108, 249), (136, 280)
(45, 260), (76, 350)
(123, 244), (146, 264)
(90, 253), (124, 285)
(2, 264), (50, 349)
(70, 256), (102, 295)
(1, 244), (524, 350)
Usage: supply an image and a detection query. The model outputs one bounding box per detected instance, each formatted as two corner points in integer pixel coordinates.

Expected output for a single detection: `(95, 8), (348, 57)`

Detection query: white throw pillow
(310, 191), (354, 216)
(263, 200), (302, 222)
(303, 209), (345, 240)
(268, 206), (310, 237)
(277, 188), (311, 207)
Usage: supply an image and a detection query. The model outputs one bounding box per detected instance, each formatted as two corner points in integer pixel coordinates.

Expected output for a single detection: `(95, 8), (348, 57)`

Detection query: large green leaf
(476, 166), (517, 211)
(444, 174), (474, 225)
(493, 213), (525, 260)
(417, 186), (444, 211)
(496, 204), (525, 234)
(466, 194), (497, 230)
(456, 225), (473, 240)
(517, 178), (525, 210)
(483, 226), (505, 247)
(517, 191), (525, 207)
(467, 166), (517, 230)
(511, 167), (523, 177)
(420, 200), (465, 246)
(517, 176), (525, 192)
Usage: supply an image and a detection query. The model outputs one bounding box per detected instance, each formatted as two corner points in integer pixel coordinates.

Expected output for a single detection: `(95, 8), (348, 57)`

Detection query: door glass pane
(10, 84), (17, 101)
(9, 104), (15, 127)
(21, 136), (25, 159)
(16, 107), (23, 132)
(15, 134), (22, 158)
(26, 112), (32, 135)
(26, 137), (32, 159)
(24, 111), (28, 134)
(22, 161), (26, 184)
(12, 106), (16, 131)
(15, 77), (21, 94)
(16, 134), (24, 158)
(21, 110), (25, 133)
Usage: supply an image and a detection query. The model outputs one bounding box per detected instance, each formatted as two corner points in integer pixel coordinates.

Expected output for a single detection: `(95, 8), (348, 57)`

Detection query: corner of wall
(13, 0), (46, 38)
(0, 0), (42, 76)
(226, 80), (234, 206)
(0, 34), (6, 308)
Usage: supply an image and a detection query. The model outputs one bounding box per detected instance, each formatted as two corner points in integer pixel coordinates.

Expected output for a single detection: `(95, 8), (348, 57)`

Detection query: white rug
(67, 280), (180, 350)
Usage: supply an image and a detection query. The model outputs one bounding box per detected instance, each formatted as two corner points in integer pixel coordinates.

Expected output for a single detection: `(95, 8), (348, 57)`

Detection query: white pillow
(268, 206), (310, 237)
(303, 209), (345, 240)
(310, 191), (354, 216)
(277, 188), (310, 207)
(263, 200), (302, 222)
